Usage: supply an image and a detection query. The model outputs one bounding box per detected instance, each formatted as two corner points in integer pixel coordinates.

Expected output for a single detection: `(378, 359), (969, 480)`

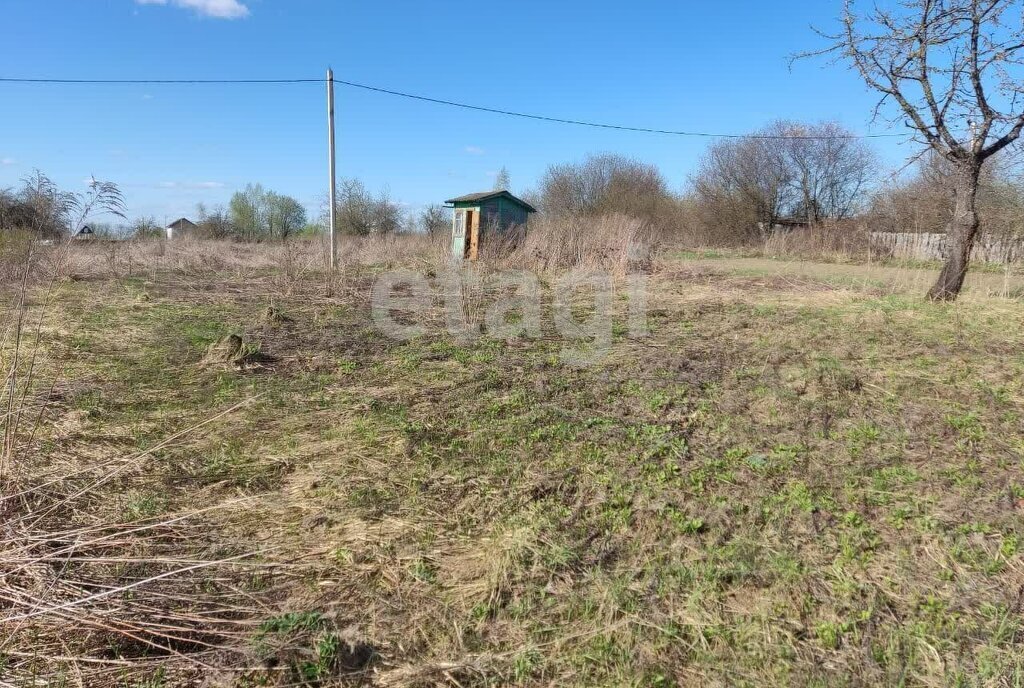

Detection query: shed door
(452, 209), (467, 259)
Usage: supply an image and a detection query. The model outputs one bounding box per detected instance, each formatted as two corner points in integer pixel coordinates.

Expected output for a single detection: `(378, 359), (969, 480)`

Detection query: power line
(0, 77), (321, 84)
(333, 79), (907, 139)
(0, 75), (909, 140)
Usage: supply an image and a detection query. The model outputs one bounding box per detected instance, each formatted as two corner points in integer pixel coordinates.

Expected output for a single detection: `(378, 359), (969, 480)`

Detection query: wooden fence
(870, 232), (1024, 264)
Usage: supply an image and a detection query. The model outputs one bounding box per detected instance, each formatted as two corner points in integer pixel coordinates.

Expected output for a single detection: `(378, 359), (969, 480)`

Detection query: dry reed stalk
(469, 213), (657, 278)
(0, 240), (289, 684)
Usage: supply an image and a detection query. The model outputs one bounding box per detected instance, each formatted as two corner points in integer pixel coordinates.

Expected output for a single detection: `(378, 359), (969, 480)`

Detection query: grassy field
(3, 249), (1024, 687)
(674, 252), (1024, 297)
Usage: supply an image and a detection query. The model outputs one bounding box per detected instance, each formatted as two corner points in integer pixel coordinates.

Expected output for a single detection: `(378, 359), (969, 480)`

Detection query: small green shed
(445, 190), (537, 260)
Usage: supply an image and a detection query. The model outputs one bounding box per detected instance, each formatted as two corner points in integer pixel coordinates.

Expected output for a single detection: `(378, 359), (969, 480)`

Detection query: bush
(0, 229), (36, 282)
(534, 154), (682, 238)
(495, 213), (657, 277)
(688, 120), (877, 246)
(762, 220), (873, 261)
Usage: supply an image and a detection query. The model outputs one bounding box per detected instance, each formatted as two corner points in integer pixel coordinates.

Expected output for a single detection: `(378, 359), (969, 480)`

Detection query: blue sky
(0, 0), (917, 223)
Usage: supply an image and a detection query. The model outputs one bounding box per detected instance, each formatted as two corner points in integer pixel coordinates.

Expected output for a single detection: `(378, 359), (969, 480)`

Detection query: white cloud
(1, 157), (15, 166)
(135, 0), (249, 19)
(464, 146), (485, 155)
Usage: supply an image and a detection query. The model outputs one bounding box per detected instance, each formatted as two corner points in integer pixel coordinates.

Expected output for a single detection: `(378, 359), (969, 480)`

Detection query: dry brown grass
(761, 220), (875, 262)
(21, 215), (655, 286)
(493, 214), (657, 278)
(0, 244), (287, 685)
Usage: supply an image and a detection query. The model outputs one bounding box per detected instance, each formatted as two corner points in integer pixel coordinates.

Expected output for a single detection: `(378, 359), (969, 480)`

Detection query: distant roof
(167, 218), (198, 230)
(445, 190), (537, 213)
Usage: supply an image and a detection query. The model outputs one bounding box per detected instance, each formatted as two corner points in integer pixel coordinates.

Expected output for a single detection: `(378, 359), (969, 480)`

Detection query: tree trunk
(928, 162), (981, 301)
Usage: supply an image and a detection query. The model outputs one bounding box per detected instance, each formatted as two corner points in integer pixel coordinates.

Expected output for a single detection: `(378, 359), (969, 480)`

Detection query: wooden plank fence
(870, 232), (1024, 264)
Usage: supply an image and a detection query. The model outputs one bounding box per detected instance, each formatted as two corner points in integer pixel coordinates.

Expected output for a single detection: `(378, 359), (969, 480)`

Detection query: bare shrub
(0, 231), (36, 283)
(194, 203), (236, 239)
(330, 179), (405, 236)
(690, 135), (789, 246)
(419, 204), (450, 236)
(689, 120), (877, 246)
(534, 154), (682, 236)
(497, 213), (657, 277)
(872, 152), (1024, 238)
(762, 219), (873, 262)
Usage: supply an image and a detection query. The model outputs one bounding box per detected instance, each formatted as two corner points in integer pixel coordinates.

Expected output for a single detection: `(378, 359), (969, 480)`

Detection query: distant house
(166, 218), (198, 241)
(445, 190), (536, 261)
(74, 225), (95, 240)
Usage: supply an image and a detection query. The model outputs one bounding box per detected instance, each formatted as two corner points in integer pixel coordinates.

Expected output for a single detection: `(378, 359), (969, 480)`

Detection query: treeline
(689, 121), (876, 243)
(144, 180), (445, 240)
(311, 119), (1024, 245)
(8, 118), (1024, 245)
(521, 120), (1024, 244)
(134, 184), (314, 241)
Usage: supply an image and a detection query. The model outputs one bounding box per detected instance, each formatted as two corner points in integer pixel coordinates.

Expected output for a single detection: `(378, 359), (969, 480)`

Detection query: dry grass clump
(495, 213), (657, 277)
(761, 220), (874, 262)
(0, 231), (37, 284)
(340, 233), (449, 271)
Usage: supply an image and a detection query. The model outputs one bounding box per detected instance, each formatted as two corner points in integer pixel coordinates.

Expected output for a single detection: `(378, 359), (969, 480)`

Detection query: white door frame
(452, 209), (467, 260)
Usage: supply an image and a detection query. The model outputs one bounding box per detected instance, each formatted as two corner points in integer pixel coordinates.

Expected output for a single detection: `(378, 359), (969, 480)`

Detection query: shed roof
(445, 190), (537, 213)
(167, 217), (198, 230)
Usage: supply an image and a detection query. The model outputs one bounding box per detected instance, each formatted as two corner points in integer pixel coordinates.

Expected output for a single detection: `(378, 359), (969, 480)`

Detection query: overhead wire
(0, 75), (909, 140)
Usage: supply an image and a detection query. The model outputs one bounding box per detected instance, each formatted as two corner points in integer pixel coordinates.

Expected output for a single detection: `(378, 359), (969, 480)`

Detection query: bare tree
(817, 0), (1024, 300)
(130, 216), (164, 239)
(195, 203), (235, 239)
(775, 121), (876, 222)
(419, 204), (449, 235)
(538, 153), (672, 220)
(691, 134), (792, 243)
(872, 150), (1024, 236)
(690, 120), (875, 242)
(330, 178), (406, 236)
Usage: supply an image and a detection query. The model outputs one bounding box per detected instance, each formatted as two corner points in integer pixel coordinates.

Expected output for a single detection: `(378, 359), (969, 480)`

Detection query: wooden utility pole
(327, 67), (337, 270)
